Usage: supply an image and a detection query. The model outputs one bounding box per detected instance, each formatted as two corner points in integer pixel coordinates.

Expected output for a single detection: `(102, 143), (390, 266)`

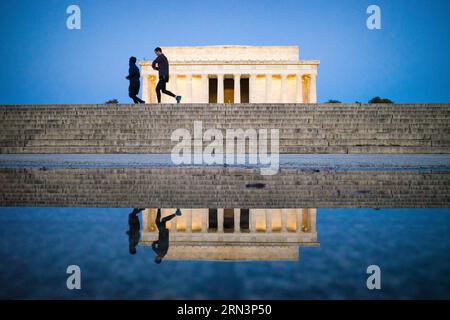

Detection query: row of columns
(166, 208), (316, 234)
(144, 73), (317, 103)
(249, 208), (316, 233)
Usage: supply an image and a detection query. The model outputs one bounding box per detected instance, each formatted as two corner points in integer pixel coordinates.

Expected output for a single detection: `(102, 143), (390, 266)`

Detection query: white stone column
(249, 209), (256, 232)
(309, 208), (317, 233)
(141, 75), (149, 103)
(171, 213), (177, 232)
(234, 74), (241, 104)
(202, 209), (208, 232)
(202, 74), (209, 103)
(310, 74), (317, 103)
(265, 74), (272, 103)
(281, 74), (288, 103)
(171, 74), (178, 98)
(302, 209), (309, 232)
(296, 74), (303, 103)
(218, 208), (224, 232)
(186, 209), (192, 232)
(249, 74), (256, 103)
(234, 208), (240, 233)
(281, 209), (287, 232)
(142, 209), (149, 231)
(296, 209), (303, 233)
(186, 74), (193, 103)
(265, 209), (272, 233)
(217, 74), (224, 103)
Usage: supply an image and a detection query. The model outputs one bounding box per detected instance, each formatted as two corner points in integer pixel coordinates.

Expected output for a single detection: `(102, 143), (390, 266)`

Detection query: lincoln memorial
(140, 208), (319, 261)
(140, 46), (320, 104)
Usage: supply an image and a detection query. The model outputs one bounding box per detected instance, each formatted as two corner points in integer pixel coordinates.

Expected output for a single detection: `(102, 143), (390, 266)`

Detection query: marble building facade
(140, 46), (319, 104)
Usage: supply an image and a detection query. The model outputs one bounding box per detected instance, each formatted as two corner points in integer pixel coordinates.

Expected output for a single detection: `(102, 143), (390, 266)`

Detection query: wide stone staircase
(0, 103), (449, 154)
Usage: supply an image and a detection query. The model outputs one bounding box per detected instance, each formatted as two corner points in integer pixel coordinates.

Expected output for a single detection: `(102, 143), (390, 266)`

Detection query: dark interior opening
(224, 79), (234, 103)
(208, 208), (217, 231)
(240, 78), (249, 103)
(223, 208), (234, 232)
(240, 208), (250, 232)
(208, 78), (217, 103)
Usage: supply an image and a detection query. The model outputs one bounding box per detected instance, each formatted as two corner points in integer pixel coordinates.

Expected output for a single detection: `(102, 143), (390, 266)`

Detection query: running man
(152, 47), (182, 104)
(152, 208), (182, 264)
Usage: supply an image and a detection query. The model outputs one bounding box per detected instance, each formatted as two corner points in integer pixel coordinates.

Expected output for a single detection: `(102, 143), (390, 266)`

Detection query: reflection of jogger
(152, 47), (181, 104)
(152, 208), (182, 264)
(127, 208), (144, 255)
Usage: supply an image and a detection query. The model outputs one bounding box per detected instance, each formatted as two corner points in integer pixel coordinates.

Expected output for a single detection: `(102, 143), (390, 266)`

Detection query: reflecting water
(1, 155), (449, 298)
(0, 207), (449, 299)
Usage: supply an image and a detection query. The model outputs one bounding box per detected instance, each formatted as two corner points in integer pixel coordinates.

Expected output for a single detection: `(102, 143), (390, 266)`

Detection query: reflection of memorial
(140, 208), (318, 261)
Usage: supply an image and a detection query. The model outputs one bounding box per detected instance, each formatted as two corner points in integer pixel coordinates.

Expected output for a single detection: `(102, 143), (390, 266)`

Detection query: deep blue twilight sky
(0, 0), (449, 104)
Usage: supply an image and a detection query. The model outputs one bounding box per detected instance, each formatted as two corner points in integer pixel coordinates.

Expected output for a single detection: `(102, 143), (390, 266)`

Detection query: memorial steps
(0, 103), (449, 154)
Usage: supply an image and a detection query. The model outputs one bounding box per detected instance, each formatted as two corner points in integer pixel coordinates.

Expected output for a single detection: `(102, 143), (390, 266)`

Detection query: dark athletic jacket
(127, 214), (140, 252)
(151, 228), (169, 257)
(152, 54), (170, 80)
(127, 62), (141, 84)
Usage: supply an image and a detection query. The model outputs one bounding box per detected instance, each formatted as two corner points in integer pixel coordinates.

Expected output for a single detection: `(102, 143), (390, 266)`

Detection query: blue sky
(0, 0), (449, 104)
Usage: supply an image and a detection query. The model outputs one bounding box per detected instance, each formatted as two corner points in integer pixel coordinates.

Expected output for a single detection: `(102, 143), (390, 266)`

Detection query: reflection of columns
(281, 74), (287, 103)
(265, 209), (272, 233)
(171, 214), (177, 232)
(186, 74), (193, 103)
(218, 208), (224, 232)
(186, 209), (192, 232)
(310, 74), (317, 103)
(234, 74), (241, 103)
(142, 75), (149, 103)
(249, 74), (256, 103)
(249, 209), (256, 232)
(234, 208), (240, 233)
(217, 74), (224, 103)
(296, 209), (303, 232)
(310, 208), (317, 233)
(202, 209), (208, 232)
(265, 74), (272, 103)
(142, 209), (149, 231)
(202, 74), (209, 103)
(302, 209), (309, 231)
(281, 209), (287, 232)
(296, 74), (303, 103)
